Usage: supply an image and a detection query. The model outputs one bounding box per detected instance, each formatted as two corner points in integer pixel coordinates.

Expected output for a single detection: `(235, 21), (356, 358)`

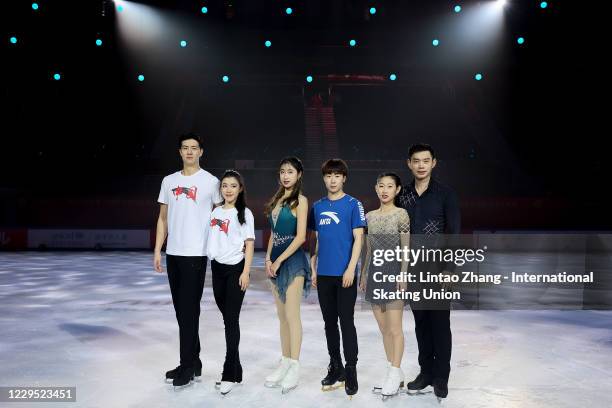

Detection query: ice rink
(1, 252), (611, 408)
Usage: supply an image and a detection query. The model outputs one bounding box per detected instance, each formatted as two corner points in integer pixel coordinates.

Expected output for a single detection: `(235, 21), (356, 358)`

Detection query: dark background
(1, 0), (604, 232)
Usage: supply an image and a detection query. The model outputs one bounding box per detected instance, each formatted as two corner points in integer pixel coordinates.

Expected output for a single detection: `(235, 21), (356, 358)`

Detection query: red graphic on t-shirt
(211, 218), (230, 234)
(172, 186), (197, 201)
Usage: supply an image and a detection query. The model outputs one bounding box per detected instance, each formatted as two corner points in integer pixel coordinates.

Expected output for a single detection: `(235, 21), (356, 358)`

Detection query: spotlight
(306, 75), (313, 83)
(180, 40), (187, 47)
(264, 40), (272, 47)
(222, 75), (230, 83)
(389, 74), (397, 81)
(53, 73), (61, 80)
(369, 7), (377, 15)
(454, 5), (462, 13)
(32, 3), (39, 11)
(96, 39), (103, 46)
(495, 0), (508, 9)
(10, 36), (18, 44)
(432, 39), (440, 47)
(517, 37), (525, 45)
(285, 7), (293, 15)
(475, 73), (483, 81)
(138, 74), (144, 82)
(349, 39), (357, 47)
(201, 6), (208, 14)
(540, 2), (548, 9)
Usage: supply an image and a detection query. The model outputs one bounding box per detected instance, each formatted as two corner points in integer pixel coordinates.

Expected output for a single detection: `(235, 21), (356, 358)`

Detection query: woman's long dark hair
(264, 156), (304, 216)
(220, 169), (248, 225)
(376, 172), (402, 207)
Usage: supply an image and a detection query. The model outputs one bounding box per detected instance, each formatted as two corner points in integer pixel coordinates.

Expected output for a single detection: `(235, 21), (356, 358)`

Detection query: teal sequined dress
(269, 205), (311, 302)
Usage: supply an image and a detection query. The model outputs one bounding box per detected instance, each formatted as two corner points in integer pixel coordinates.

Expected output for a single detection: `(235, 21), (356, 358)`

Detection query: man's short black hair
(408, 143), (435, 160)
(321, 158), (348, 176)
(178, 132), (203, 149)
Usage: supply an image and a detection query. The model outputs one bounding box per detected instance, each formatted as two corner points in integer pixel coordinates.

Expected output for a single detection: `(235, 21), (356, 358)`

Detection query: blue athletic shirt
(308, 194), (367, 276)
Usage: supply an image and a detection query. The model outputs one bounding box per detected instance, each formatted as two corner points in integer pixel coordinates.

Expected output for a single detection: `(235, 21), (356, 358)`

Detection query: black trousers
(211, 259), (246, 382)
(411, 308), (452, 382)
(317, 275), (358, 366)
(166, 255), (207, 369)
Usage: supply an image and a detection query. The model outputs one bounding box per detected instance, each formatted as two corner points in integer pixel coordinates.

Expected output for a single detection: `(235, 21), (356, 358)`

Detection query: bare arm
(153, 204), (168, 272)
(239, 239), (255, 291)
(310, 232), (318, 287)
(264, 233), (274, 277)
(342, 228), (364, 288)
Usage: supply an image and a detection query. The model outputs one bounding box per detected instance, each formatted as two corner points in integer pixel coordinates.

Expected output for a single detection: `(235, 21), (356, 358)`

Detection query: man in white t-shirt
(154, 133), (221, 388)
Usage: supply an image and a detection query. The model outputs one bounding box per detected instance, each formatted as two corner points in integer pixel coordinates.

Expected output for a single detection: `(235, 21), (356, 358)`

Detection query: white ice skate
(381, 366), (405, 401)
(372, 361), (391, 394)
(219, 381), (235, 395)
(264, 356), (291, 388)
(280, 359), (300, 394)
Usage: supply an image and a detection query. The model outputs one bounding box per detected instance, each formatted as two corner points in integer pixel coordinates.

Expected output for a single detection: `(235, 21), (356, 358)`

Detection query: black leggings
(166, 255), (207, 369)
(212, 259), (246, 382)
(317, 275), (358, 366)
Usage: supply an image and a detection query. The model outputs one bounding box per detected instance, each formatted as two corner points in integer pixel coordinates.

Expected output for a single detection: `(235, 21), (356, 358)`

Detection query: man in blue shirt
(309, 159), (366, 397)
(397, 144), (461, 402)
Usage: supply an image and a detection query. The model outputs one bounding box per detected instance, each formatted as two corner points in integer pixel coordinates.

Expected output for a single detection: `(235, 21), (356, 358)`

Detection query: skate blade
(281, 385), (297, 394)
(373, 382), (405, 394)
(436, 396), (446, 404)
(321, 381), (344, 392)
(381, 388), (403, 400)
(265, 381), (281, 388)
(215, 382), (221, 389)
(406, 385), (432, 395)
(173, 381), (194, 391)
(406, 390), (433, 395)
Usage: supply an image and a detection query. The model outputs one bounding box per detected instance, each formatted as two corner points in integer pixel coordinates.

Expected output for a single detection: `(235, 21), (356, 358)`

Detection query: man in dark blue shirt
(397, 144), (460, 401)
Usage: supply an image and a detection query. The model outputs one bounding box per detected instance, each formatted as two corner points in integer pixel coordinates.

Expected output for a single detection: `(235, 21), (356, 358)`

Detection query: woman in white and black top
(207, 170), (255, 395)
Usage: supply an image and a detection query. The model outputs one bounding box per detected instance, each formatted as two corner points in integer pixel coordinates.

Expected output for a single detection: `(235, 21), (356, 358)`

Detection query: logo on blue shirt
(319, 211), (340, 225)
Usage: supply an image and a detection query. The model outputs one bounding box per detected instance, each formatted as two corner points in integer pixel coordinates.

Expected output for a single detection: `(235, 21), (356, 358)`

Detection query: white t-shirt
(158, 169), (221, 256)
(207, 206), (255, 265)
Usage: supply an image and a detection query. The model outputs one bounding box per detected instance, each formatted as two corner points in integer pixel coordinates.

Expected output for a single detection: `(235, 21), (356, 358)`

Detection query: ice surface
(0, 252), (611, 407)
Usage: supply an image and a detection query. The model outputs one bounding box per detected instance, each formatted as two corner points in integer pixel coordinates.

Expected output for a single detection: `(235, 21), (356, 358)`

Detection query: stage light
(32, 3), (39, 11)
(180, 40), (187, 47)
(53, 73), (61, 80)
(222, 75), (230, 83)
(10, 36), (17, 44)
(96, 39), (103, 46)
(117, 5), (124, 12)
(389, 74), (397, 81)
(138, 74), (144, 82)
(306, 75), (313, 83)
(349, 39), (357, 47)
(285, 7), (293, 15)
(265, 40), (272, 47)
(475, 73), (483, 81)
(454, 5), (462, 13)
(517, 37), (525, 45)
(201, 6), (208, 14)
(432, 39), (440, 47)
(540, 2), (548, 9)
(370, 7), (377, 15)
